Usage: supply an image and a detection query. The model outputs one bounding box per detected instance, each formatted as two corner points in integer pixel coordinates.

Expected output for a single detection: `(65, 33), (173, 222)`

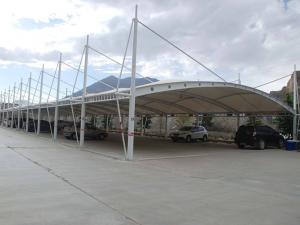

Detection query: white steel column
(18, 79), (22, 129)
(6, 87), (10, 128)
(237, 73), (241, 130)
(1, 91), (3, 126)
(2, 90), (6, 126)
(127, 5), (138, 160)
(293, 65), (297, 140)
(37, 65), (44, 135)
(80, 35), (89, 147)
(159, 115), (163, 136)
(54, 55), (62, 140)
(26, 74), (31, 132)
(11, 83), (16, 128)
(164, 114), (168, 139)
(106, 115), (109, 132)
(140, 115), (144, 136)
(0, 91), (2, 126)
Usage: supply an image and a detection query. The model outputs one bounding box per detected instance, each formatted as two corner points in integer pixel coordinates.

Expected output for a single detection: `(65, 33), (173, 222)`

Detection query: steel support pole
(7, 87), (10, 128)
(11, 84), (16, 128)
(37, 65), (44, 135)
(236, 114), (240, 131)
(164, 114), (168, 139)
(140, 115), (144, 136)
(127, 5), (138, 160)
(54, 56), (62, 140)
(106, 115), (109, 132)
(80, 35), (89, 147)
(0, 92), (2, 126)
(121, 114), (124, 131)
(159, 115), (163, 137)
(1, 92), (3, 126)
(237, 74), (241, 130)
(26, 74), (31, 132)
(293, 65), (297, 140)
(195, 114), (199, 126)
(18, 79), (22, 129)
(2, 90), (6, 126)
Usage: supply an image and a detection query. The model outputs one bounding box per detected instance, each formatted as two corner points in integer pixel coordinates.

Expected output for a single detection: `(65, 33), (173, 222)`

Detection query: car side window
(256, 126), (275, 133)
(265, 126), (276, 133)
(245, 127), (253, 135)
(198, 127), (204, 132)
(191, 128), (198, 132)
(259, 126), (268, 132)
(256, 127), (263, 132)
(268, 127), (275, 132)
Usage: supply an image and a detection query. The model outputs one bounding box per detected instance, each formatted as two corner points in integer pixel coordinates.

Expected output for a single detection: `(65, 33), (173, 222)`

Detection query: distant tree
(143, 115), (152, 129)
(246, 116), (262, 126)
(90, 115), (96, 126)
(102, 115), (113, 129)
(175, 115), (193, 128)
(275, 93), (293, 137)
(202, 115), (213, 127)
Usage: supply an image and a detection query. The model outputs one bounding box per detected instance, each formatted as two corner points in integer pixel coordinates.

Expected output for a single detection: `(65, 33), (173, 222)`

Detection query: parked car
(57, 120), (73, 132)
(234, 125), (285, 150)
(26, 119), (53, 133)
(63, 123), (108, 140)
(169, 126), (208, 142)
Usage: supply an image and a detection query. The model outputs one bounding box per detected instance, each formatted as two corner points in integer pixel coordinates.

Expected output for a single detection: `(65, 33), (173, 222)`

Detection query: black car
(26, 119), (53, 133)
(63, 123), (108, 140)
(235, 125), (285, 150)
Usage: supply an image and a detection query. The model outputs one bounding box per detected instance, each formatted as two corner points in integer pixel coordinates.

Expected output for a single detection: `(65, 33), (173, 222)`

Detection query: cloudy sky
(0, 0), (299, 99)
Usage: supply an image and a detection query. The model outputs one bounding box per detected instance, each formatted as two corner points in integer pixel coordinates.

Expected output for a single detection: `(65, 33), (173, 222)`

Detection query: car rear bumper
(64, 132), (74, 138)
(235, 137), (257, 146)
(170, 135), (185, 139)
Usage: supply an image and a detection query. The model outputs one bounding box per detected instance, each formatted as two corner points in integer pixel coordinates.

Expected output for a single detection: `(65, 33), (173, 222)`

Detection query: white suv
(170, 126), (208, 142)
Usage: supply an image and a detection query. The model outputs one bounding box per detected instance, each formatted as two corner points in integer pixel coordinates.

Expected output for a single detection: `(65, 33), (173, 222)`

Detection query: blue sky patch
(283, 0), (291, 11)
(17, 18), (64, 30)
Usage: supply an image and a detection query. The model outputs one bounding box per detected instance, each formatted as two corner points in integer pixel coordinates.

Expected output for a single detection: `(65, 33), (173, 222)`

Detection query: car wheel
(98, 134), (104, 140)
(72, 133), (77, 140)
(257, 139), (265, 150)
(186, 135), (192, 143)
(278, 139), (285, 149)
(171, 137), (177, 142)
(237, 142), (245, 149)
(202, 135), (208, 142)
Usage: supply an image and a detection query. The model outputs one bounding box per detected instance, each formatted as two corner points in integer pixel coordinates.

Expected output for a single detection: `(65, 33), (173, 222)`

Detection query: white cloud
(0, 0), (122, 53)
(0, 0), (299, 93)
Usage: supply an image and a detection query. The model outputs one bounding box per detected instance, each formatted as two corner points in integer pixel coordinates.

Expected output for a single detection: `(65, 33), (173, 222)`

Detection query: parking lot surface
(0, 128), (300, 225)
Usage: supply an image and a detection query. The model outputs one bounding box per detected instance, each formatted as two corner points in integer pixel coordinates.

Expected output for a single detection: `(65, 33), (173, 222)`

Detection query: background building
(270, 71), (300, 101)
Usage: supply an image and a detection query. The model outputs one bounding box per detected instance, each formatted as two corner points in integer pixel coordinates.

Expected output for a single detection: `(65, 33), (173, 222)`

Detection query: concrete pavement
(0, 128), (300, 225)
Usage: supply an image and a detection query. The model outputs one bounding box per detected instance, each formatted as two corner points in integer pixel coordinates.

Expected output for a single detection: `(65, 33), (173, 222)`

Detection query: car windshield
(256, 126), (275, 133)
(179, 126), (193, 131)
(239, 126), (254, 132)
